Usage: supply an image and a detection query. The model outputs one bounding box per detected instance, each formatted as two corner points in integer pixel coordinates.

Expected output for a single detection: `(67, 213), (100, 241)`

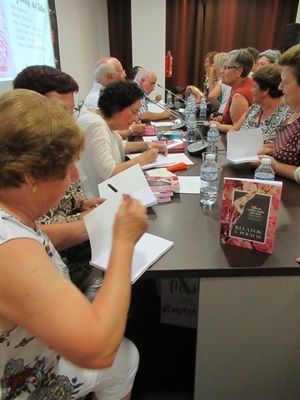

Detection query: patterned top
(38, 181), (85, 225)
(0, 210), (83, 399)
(134, 80), (148, 115)
(240, 103), (292, 143)
(273, 115), (300, 166)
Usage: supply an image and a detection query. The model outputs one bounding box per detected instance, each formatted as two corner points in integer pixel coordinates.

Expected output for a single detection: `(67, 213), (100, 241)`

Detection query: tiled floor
(125, 278), (196, 400)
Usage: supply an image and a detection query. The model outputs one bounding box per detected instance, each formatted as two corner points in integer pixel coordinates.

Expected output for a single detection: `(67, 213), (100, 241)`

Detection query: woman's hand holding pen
(145, 141), (168, 156)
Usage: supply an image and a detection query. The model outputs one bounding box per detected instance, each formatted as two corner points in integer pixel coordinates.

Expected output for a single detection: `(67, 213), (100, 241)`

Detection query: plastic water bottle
(206, 124), (220, 153)
(187, 113), (197, 143)
(254, 158), (275, 180)
(167, 91), (173, 108)
(185, 95), (193, 123)
(199, 99), (207, 120)
(200, 153), (220, 206)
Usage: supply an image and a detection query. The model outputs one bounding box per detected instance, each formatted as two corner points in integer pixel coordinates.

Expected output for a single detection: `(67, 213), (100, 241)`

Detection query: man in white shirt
(83, 57), (126, 108)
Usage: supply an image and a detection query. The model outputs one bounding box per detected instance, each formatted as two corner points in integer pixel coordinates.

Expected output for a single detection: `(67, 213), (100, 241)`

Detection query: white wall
(131, 0), (165, 99)
(296, 0), (300, 22)
(55, 0), (109, 102)
(55, 0), (166, 102)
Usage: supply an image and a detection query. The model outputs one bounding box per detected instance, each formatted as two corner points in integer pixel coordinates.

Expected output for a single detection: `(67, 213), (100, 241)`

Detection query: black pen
(107, 183), (118, 193)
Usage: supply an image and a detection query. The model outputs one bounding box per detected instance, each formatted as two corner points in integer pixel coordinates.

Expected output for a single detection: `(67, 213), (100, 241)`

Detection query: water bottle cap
(210, 124), (217, 128)
(261, 157), (271, 165)
(206, 153), (216, 160)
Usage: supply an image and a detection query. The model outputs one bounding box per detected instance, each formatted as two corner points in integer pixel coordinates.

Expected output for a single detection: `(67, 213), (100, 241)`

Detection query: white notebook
(83, 191), (174, 283)
(226, 128), (263, 164)
(126, 153), (193, 170)
(98, 164), (157, 207)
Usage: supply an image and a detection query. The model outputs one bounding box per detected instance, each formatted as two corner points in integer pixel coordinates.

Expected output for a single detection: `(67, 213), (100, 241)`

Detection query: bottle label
(201, 170), (219, 182)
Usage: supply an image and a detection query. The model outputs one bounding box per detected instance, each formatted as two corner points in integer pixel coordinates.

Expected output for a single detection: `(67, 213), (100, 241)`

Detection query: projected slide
(0, 0), (55, 82)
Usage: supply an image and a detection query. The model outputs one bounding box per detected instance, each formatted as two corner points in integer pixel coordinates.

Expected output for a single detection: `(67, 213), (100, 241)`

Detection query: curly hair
(98, 80), (144, 118)
(13, 65), (79, 95)
(0, 90), (84, 188)
(252, 64), (284, 98)
(279, 44), (300, 85)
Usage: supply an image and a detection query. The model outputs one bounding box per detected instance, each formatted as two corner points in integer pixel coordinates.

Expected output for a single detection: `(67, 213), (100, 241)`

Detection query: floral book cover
(220, 177), (283, 253)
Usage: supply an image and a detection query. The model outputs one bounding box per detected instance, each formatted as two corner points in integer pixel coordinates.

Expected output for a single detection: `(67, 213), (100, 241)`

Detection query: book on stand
(220, 177), (283, 253)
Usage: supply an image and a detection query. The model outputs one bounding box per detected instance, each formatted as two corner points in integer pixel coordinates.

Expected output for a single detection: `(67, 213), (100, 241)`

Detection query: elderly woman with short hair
(227, 64), (292, 143)
(212, 48), (254, 132)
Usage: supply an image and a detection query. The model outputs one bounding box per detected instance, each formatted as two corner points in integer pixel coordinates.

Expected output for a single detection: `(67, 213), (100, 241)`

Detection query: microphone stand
(145, 96), (208, 152)
(157, 83), (187, 104)
(145, 95), (186, 129)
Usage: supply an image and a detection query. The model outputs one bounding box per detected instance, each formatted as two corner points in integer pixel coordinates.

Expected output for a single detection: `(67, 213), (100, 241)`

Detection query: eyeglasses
(146, 80), (156, 87)
(113, 69), (126, 75)
(221, 66), (238, 71)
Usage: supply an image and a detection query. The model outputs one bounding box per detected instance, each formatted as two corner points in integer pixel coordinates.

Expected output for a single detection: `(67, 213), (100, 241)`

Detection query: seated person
(257, 49), (281, 68)
(227, 65), (291, 143)
(246, 46), (260, 75)
(208, 52), (231, 115)
(13, 65), (104, 300)
(130, 65), (162, 102)
(84, 57), (145, 138)
(134, 68), (171, 121)
(84, 56), (126, 108)
(251, 45), (300, 183)
(0, 89), (146, 399)
(212, 48), (254, 133)
(202, 50), (218, 99)
(77, 80), (167, 198)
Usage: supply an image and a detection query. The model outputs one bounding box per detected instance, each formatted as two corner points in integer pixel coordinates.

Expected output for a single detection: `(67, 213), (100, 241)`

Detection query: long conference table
(143, 134), (300, 400)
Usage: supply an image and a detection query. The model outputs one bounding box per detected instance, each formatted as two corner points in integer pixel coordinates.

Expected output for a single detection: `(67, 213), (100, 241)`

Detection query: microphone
(145, 95), (186, 130)
(145, 95), (208, 153)
(157, 83), (187, 104)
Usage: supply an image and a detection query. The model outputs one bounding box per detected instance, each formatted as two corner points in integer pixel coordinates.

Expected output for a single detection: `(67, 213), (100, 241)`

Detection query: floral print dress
(0, 210), (83, 399)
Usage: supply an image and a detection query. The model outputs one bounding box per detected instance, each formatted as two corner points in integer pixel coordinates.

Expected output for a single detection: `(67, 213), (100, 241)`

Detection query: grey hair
(223, 49), (254, 77)
(94, 59), (117, 83)
(134, 68), (153, 83)
(258, 49), (281, 64)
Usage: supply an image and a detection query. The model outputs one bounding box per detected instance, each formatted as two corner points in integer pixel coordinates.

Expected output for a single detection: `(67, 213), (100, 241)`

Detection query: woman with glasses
(77, 80), (167, 198)
(227, 64), (291, 143)
(212, 49), (253, 133)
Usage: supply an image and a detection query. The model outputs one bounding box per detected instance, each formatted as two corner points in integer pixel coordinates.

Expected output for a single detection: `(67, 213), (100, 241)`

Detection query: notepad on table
(83, 192), (174, 283)
(126, 153), (193, 170)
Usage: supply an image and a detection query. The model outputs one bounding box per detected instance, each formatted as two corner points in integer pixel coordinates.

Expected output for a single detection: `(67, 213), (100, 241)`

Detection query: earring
(32, 184), (37, 192)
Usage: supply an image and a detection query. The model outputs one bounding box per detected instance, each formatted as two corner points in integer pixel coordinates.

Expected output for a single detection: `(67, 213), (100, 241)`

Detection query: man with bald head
(84, 57), (145, 138)
(84, 57), (126, 108)
(134, 68), (171, 121)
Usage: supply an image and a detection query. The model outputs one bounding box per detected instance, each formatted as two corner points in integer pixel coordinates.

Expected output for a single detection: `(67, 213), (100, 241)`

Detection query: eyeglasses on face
(146, 80), (156, 87)
(112, 69), (126, 75)
(221, 66), (238, 71)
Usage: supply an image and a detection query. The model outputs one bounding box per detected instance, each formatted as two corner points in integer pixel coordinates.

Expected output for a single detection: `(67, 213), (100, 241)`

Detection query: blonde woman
(208, 52), (231, 114)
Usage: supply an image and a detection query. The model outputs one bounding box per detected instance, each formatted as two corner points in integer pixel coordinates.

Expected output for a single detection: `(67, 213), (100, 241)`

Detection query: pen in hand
(145, 141), (166, 153)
